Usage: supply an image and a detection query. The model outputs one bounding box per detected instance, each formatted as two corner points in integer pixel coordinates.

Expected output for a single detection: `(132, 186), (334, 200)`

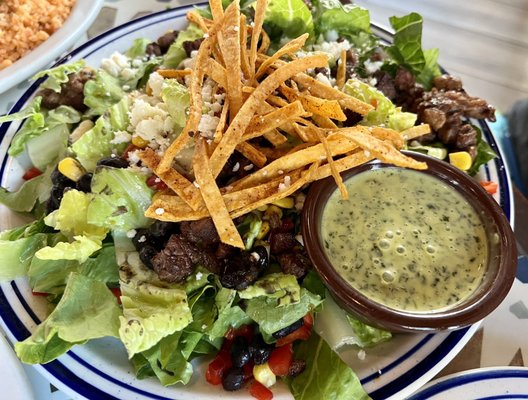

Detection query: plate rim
(0, 4), (515, 400)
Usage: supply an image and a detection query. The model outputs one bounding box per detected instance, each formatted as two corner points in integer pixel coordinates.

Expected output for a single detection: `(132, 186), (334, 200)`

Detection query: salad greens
(0, 0), (497, 398)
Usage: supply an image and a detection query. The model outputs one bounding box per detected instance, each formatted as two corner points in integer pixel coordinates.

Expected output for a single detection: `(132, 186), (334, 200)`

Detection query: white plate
(407, 367), (528, 399)
(0, 0), (103, 94)
(0, 4), (516, 400)
(0, 334), (36, 400)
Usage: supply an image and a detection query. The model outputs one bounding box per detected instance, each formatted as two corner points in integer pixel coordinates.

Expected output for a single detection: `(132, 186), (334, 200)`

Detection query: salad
(0, 0), (497, 399)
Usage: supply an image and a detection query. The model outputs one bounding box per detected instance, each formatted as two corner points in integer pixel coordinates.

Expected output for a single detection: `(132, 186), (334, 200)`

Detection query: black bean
(146, 42), (162, 57)
(148, 220), (177, 239)
(139, 245), (158, 269)
(271, 318), (304, 339)
(249, 335), (272, 365)
(231, 336), (251, 368)
(222, 367), (245, 391)
(131, 228), (149, 250)
(76, 173), (93, 192)
(51, 167), (75, 187)
(96, 156), (129, 168)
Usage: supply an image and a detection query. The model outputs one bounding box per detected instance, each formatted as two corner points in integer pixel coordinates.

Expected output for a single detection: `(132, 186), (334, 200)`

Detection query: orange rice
(0, 0), (76, 70)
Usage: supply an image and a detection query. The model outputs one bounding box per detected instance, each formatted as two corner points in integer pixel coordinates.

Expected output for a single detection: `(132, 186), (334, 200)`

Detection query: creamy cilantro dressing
(321, 167), (488, 312)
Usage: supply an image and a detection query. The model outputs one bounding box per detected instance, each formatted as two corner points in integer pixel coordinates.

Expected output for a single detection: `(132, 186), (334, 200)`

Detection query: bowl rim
(301, 151), (518, 332)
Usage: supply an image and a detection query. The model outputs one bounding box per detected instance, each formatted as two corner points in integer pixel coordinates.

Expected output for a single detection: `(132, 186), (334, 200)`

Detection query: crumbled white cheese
(364, 150), (371, 157)
(148, 72), (165, 98)
(126, 229), (137, 239)
(278, 175), (291, 192)
(138, 235), (147, 243)
(100, 52), (130, 76)
(243, 164), (254, 171)
(155, 207), (165, 215)
(196, 271), (203, 280)
(251, 252), (260, 262)
(198, 114), (220, 139)
(313, 39), (351, 64)
(357, 349), (366, 361)
(193, 181), (200, 188)
(364, 59), (384, 75)
(110, 130), (132, 144)
(129, 98), (173, 151)
(294, 192), (306, 211)
(315, 72), (333, 87)
(232, 162), (240, 172)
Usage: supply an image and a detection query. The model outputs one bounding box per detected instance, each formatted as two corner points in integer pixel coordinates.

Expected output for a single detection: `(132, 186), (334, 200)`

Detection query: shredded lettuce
(288, 332), (371, 400)
(15, 272), (121, 364)
(31, 60), (85, 93)
(0, 234), (48, 281)
(0, 168), (52, 213)
(161, 79), (190, 128)
(264, 0), (315, 42)
(83, 70), (127, 116)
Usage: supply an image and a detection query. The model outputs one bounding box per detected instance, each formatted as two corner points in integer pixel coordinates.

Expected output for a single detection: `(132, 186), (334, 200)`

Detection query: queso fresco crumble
(0, 0), (76, 70)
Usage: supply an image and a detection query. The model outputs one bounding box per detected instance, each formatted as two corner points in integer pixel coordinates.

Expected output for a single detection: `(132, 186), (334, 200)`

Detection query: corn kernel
(57, 157), (85, 182)
(449, 151), (472, 171)
(253, 363), (276, 388)
(272, 197), (294, 209)
(257, 221), (270, 239)
(132, 135), (149, 149)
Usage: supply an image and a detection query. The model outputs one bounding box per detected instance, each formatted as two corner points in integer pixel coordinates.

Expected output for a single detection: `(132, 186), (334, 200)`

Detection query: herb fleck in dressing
(321, 168), (488, 312)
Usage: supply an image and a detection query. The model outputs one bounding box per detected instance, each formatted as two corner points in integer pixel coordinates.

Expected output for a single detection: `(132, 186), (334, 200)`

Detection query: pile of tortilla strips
(137, 0), (430, 249)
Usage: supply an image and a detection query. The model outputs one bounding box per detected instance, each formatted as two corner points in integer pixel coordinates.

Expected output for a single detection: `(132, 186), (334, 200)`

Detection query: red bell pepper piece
(146, 175), (168, 191)
(206, 348), (232, 385)
(268, 343), (293, 377)
(225, 324), (254, 342)
(480, 181), (498, 195)
(22, 167), (42, 180)
(249, 381), (273, 400)
(276, 314), (313, 346)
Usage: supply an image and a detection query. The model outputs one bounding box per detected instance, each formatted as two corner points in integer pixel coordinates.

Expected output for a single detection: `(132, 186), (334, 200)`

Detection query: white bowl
(0, 0), (103, 94)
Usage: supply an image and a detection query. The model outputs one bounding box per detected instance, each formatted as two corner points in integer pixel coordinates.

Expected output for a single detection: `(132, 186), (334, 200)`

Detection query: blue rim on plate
(407, 367), (528, 399)
(0, 4), (515, 400)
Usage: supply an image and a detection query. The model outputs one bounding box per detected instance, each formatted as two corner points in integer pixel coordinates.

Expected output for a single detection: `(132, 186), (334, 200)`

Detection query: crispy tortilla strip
(231, 162), (318, 218)
(299, 94), (347, 121)
(218, 1), (242, 119)
(336, 48), (347, 89)
(293, 122), (318, 142)
(292, 73), (373, 115)
(335, 128), (427, 170)
(249, 0), (267, 74)
(240, 14), (251, 79)
(231, 129), (363, 190)
(314, 151), (375, 180)
(209, 0), (223, 20)
(205, 58), (227, 87)
(401, 124), (431, 140)
(263, 129), (288, 146)
(254, 34), (308, 81)
(208, 54), (329, 178)
(187, 10), (210, 31)
(236, 141), (267, 168)
(158, 15), (224, 172)
(213, 98), (230, 144)
(193, 137), (245, 248)
(311, 125), (348, 199)
(369, 126), (405, 149)
(243, 101), (305, 140)
(157, 69), (192, 79)
(138, 148), (203, 210)
(259, 29), (270, 54)
(311, 113), (338, 129)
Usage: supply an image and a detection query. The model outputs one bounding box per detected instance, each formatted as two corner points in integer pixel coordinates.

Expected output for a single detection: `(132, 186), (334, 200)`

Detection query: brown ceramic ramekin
(301, 151), (517, 332)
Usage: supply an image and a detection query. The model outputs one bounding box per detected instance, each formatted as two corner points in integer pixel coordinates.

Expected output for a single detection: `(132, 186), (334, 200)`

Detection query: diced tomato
(122, 143), (139, 160)
(225, 324), (254, 342)
(480, 180), (498, 195)
(109, 287), (122, 304)
(22, 167), (42, 180)
(276, 314), (313, 346)
(249, 380), (273, 400)
(146, 175), (168, 191)
(370, 98), (378, 108)
(243, 360), (254, 380)
(31, 291), (49, 297)
(268, 343), (293, 377)
(206, 348), (232, 385)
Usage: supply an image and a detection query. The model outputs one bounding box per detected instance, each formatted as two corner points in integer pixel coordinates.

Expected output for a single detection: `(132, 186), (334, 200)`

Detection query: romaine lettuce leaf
(264, 0), (314, 42)
(161, 79), (190, 128)
(0, 233), (48, 281)
(83, 70), (126, 116)
(126, 38), (151, 58)
(386, 13), (425, 75)
(208, 305), (252, 340)
(346, 315), (392, 348)
(15, 272), (121, 364)
(88, 167), (153, 232)
(163, 24), (204, 68)
(416, 48), (442, 90)
(288, 332), (371, 400)
(467, 125), (497, 176)
(245, 288), (322, 336)
(31, 60), (85, 93)
(35, 235), (102, 263)
(118, 261), (192, 357)
(0, 168), (52, 212)
(315, 0), (370, 37)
